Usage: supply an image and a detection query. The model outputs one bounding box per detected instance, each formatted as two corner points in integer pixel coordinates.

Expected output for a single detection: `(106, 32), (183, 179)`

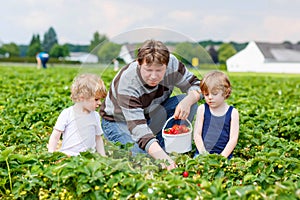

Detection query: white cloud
(262, 16), (300, 43)
(168, 10), (195, 22)
(1, 0), (300, 44)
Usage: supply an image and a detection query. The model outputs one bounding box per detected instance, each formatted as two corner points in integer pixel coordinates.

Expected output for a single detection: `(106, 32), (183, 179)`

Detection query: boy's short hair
(137, 39), (170, 66)
(71, 73), (107, 102)
(200, 70), (232, 99)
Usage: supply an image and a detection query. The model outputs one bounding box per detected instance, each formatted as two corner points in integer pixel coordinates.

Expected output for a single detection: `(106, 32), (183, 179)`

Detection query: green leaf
(243, 174), (256, 182)
(1, 146), (16, 159)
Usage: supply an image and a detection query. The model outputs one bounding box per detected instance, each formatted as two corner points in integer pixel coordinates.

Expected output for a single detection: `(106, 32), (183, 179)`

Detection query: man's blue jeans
(101, 94), (198, 155)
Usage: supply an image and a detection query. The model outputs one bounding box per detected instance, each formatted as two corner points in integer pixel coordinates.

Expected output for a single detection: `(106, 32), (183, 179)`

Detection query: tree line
(0, 26), (251, 65)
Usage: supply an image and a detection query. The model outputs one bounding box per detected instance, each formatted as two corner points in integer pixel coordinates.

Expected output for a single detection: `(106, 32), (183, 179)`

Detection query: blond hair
(200, 71), (232, 99)
(70, 73), (107, 102)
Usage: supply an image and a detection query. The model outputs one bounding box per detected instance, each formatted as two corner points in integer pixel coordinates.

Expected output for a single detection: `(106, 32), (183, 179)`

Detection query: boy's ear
(78, 95), (85, 101)
(224, 88), (231, 98)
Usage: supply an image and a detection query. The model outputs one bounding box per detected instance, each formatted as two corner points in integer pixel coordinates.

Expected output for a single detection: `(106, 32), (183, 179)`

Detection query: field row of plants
(0, 65), (299, 199)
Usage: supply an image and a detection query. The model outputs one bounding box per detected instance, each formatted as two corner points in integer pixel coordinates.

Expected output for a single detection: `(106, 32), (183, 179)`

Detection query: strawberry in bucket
(163, 124), (190, 135)
(162, 116), (193, 153)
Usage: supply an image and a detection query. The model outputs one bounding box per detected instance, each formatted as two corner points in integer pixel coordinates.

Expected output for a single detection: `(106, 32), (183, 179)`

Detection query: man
(100, 39), (201, 170)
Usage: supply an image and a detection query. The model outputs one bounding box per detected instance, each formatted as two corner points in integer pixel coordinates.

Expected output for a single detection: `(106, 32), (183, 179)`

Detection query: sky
(1, 0), (300, 45)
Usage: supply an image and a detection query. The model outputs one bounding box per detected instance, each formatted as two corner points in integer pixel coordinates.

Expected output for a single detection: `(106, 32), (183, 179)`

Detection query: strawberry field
(0, 65), (299, 199)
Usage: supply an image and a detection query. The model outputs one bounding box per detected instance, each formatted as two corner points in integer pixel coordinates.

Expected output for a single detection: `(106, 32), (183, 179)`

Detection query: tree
(49, 44), (69, 58)
(27, 34), (42, 57)
(89, 32), (108, 54)
(282, 41), (293, 49)
(207, 45), (219, 64)
(43, 27), (58, 52)
(0, 43), (20, 57)
(199, 40), (223, 48)
(66, 43), (89, 52)
(97, 42), (121, 63)
(174, 42), (213, 67)
(217, 43), (237, 64)
(230, 41), (248, 52)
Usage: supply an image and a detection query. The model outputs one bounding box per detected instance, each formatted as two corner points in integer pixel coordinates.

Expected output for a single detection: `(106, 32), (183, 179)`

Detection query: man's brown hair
(137, 39), (170, 66)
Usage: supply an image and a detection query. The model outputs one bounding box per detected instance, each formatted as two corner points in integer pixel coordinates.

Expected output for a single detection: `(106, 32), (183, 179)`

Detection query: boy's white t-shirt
(54, 106), (103, 156)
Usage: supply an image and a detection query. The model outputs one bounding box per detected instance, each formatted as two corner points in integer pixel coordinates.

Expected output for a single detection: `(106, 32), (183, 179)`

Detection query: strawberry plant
(0, 65), (299, 199)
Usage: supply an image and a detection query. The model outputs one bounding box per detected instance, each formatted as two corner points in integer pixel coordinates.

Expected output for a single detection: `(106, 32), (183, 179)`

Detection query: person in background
(113, 58), (119, 71)
(48, 73), (107, 156)
(194, 70), (239, 159)
(100, 39), (201, 170)
(36, 52), (49, 69)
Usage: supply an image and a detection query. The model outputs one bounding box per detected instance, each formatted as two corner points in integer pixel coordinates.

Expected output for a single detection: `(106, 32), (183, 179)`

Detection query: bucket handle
(162, 116), (192, 135)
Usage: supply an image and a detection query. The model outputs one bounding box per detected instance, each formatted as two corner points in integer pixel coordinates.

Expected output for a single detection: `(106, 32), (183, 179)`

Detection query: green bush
(0, 57), (80, 64)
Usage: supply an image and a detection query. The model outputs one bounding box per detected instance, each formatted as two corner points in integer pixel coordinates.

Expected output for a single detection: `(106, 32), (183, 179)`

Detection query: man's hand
(174, 100), (191, 120)
(148, 142), (177, 170)
(174, 90), (201, 120)
(161, 161), (177, 170)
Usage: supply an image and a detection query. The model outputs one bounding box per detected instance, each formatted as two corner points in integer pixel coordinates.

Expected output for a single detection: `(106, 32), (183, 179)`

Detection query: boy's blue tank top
(202, 103), (233, 159)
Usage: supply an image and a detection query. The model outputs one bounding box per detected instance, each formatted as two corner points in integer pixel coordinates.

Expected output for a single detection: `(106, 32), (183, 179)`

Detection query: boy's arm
(96, 135), (106, 156)
(193, 105), (207, 154)
(48, 129), (62, 152)
(221, 108), (239, 158)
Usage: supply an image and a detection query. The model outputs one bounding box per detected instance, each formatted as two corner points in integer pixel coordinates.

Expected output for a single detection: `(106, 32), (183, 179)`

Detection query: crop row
(0, 66), (299, 199)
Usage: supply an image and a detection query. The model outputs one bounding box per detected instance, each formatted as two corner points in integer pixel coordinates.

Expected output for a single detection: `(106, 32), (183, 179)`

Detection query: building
(226, 41), (300, 73)
(118, 44), (136, 64)
(65, 52), (98, 63)
(118, 44), (176, 64)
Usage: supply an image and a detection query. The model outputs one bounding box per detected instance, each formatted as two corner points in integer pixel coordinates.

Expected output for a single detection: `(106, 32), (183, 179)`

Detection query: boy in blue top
(36, 52), (49, 69)
(193, 71), (239, 159)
